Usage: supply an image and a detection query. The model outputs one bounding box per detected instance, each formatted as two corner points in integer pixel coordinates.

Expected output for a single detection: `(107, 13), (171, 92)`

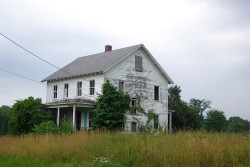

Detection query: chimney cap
(105, 45), (112, 52)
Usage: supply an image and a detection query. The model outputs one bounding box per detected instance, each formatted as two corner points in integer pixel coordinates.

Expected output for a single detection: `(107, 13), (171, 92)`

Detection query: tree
(189, 98), (211, 117)
(205, 110), (227, 132)
(227, 116), (250, 133)
(92, 80), (131, 130)
(169, 85), (206, 130)
(0, 105), (11, 135)
(8, 97), (52, 135)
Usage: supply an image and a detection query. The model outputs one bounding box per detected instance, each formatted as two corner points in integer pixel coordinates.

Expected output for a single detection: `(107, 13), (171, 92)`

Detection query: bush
(33, 121), (73, 135)
(8, 97), (53, 135)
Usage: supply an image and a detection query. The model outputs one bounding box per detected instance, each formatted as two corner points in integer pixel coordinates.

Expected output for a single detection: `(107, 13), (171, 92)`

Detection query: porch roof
(44, 98), (96, 108)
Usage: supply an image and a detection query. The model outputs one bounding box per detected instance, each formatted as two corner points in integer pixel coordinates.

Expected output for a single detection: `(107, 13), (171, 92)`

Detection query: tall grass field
(0, 131), (249, 166)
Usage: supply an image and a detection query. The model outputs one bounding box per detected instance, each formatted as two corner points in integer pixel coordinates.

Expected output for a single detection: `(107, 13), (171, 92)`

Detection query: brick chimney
(105, 45), (112, 52)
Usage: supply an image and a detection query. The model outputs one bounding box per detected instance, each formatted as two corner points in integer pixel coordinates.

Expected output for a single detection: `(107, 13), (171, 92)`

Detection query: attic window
(135, 55), (142, 72)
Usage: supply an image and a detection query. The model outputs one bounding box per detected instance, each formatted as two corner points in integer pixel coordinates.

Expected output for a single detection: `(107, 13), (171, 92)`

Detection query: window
(131, 98), (137, 114)
(154, 115), (159, 129)
(118, 81), (124, 92)
(64, 83), (69, 98)
(131, 122), (137, 132)
(154, 86), (159, 100)
(90, 80), (95, 95)
(77, 81), (82, 96)
(135, 55), (142, 72)
(53, 85), (57, 98)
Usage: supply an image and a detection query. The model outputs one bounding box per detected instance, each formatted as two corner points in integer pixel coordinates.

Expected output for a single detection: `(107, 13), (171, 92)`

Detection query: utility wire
(0, 66), (45, 85)
(0, 32), (105, 85)
(0, 32), (74, 77)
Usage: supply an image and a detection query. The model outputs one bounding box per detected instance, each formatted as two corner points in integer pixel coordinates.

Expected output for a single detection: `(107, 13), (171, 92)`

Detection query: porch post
(72, 105), (76, 131)
(57, 107), (60, 126)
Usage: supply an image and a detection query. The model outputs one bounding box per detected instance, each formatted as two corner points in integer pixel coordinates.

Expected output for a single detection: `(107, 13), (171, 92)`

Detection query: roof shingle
(42, 44), (142, 82)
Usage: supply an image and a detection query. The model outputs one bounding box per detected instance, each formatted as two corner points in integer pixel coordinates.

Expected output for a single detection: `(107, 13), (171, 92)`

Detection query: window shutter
(135, 55), (142, 72)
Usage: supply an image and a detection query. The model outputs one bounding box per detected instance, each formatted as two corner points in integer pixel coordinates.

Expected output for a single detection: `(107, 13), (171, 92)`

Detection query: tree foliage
(169, 85), (210, 130)
(205, 110), (227, 132)
(227, 116), (249, 133)
(92, 80), (131, 130)
(0, 105), (11, 135)
(8, 97), (53, 135)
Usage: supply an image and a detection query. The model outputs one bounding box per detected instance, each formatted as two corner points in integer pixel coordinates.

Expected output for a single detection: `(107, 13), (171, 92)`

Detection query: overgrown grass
(0, 131), (249, 166)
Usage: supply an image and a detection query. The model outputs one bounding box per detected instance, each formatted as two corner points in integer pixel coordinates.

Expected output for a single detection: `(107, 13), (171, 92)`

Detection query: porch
(44, 99), (96, 131)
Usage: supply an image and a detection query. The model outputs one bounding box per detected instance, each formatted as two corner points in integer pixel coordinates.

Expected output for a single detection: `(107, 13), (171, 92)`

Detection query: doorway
(76, 112), (81, 131)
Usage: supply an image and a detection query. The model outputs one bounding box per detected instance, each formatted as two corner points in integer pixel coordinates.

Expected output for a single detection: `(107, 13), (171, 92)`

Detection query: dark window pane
(154, 86), (159, 100)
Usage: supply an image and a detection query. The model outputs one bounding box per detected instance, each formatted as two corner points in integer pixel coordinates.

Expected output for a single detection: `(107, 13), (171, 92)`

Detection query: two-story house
(42, 44), (174, 131)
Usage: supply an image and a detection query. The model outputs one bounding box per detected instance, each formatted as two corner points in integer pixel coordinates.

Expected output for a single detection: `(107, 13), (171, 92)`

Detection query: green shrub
(59, 121), (73, 134)
(33, 121), (73, 135)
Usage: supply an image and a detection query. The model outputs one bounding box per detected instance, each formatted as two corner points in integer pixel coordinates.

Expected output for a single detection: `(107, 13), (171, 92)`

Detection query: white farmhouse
(42, 44), (174, 131)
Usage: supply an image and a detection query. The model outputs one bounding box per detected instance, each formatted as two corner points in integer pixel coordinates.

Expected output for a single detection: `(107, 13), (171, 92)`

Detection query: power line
(0, 66), (45, 85)
(0, 32), (104, 85)
(0, 32), (74, 76)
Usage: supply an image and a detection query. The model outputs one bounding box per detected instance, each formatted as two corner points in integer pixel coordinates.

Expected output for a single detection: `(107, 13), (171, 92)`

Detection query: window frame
(135, 55), (143, 72)
(131, 122), (137, 132)
(77, 81), (82, 96)
(53, 85), (57, 99)
(131, 98), (137, 114)
(154, 115), (159, 130)
(89, 80), (95, 95)
(154, 86), (160, 101)
(118, 80), (125, 92)
(64, 83), (69, 98)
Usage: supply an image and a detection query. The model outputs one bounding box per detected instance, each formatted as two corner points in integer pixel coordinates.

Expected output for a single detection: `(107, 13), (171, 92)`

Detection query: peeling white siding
(105, 48), (169, 131)
(45, 48), (169, 131)
(46, 74), (104, 103)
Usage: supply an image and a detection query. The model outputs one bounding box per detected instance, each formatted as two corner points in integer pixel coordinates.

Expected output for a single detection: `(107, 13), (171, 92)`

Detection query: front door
(76, 112), (81, 131)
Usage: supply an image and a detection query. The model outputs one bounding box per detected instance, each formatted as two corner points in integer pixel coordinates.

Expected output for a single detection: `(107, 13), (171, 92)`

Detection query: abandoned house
(42, 44), (174, 131)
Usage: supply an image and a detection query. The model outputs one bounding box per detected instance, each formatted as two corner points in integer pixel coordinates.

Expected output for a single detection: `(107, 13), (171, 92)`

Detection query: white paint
(105, 48), (169, 131)
(45, 47), (171, 131)
(46, 74), (104, 103)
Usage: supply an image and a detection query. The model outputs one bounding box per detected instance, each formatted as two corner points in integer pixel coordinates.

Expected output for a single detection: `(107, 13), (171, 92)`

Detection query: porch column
(72, 105), (76, 131)
(57, 107), (60, 126)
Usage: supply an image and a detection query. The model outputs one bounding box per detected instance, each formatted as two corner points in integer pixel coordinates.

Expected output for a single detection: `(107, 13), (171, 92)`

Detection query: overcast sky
(0, 0), (249, 119)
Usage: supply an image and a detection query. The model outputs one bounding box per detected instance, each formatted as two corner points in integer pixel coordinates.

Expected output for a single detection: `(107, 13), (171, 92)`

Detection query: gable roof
(42, 44), (173, 84)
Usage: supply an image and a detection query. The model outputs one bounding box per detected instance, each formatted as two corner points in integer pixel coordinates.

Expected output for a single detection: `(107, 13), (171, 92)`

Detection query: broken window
(131, 122), (137, 132)
(90, 80), (95, 95)
(135, 55), (142, 72)
(77, 81), (82, 96)
(131, 98), (137, 114)
(118, 81), (124, 92)
(154, 86), (159, 100)
(53, 85), (57, 98)
(64, 83), (69, 98)
(154, 115), (159, 129)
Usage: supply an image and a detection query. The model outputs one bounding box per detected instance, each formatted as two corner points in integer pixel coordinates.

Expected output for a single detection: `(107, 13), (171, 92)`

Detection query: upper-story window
(135, 55), (142, 72)
(90, 80), (95, 95)
(53, 85), (57, 98)
(64, 83), (69, 98)
(118, 81), (124, 92)
(77, 81), (82, 96)
(154, 86), (159, 100)
(131, 98), (137, 114)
